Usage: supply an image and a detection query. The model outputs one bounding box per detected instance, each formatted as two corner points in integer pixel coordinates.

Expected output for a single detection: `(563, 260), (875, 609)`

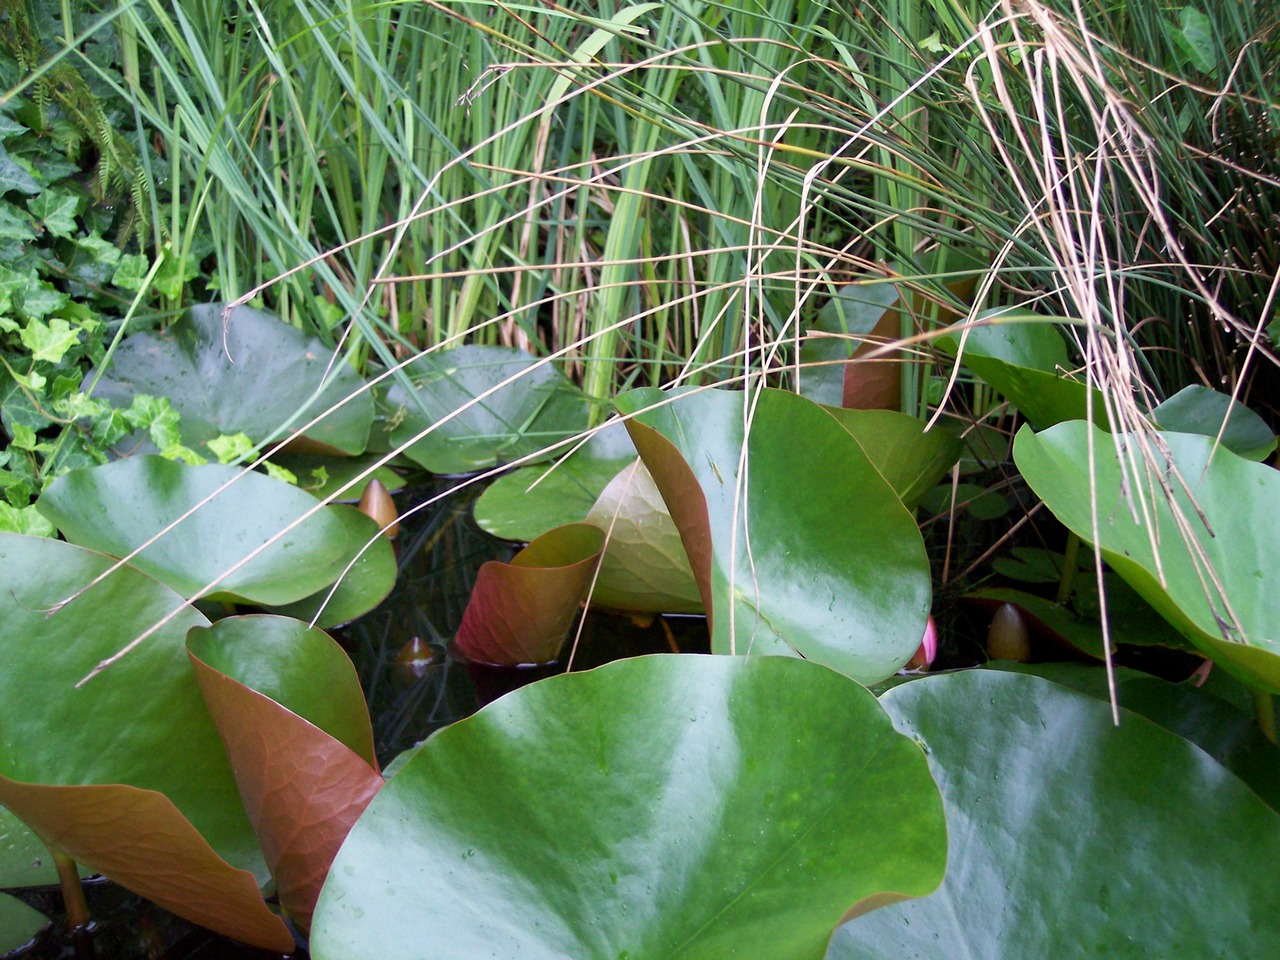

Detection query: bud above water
(358, 478), (399, 539)
(987, 602), (1031, 662)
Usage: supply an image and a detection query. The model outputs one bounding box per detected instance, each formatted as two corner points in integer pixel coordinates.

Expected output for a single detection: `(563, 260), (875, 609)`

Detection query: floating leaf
(1152, 384), (1276, 461)
(937, 309), (1105, 428)
(189, 617), (383, 933)
(38, 456), (350, 606)
(0, 892), (47, 955)
(830, 670), (1280, 958)
(267, 505), (397, 629)
(311, 655), (946, 960)
(473, 422), (637, 542)
(616, 387), (930, 683)
(984, 662), (1280, 814)
(0, 534), (291, 951)
(1014, 422), (1280, 693)
(387, 345), (591, 475)
(454, 524), (605, 665)
(822, 407), (963, 509)
(89, 303), (373, 455)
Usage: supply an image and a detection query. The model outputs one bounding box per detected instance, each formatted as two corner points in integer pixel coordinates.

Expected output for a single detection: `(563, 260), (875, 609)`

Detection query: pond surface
(5, 477), (707, 960)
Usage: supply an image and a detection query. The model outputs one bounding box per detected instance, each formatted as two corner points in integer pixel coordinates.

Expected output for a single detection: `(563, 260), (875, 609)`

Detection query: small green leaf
(0, 201), (34, 241)
(0, 143), (40, 196)
(26, 188), (81, 238)
(1173, 7), (1217, 74)
(111, 253), (150, 292)
(0, 502), (55, 537)
(1152, 384), (1275, 461)
(20, 317), (81, 364)
(207, 432), (257, 464)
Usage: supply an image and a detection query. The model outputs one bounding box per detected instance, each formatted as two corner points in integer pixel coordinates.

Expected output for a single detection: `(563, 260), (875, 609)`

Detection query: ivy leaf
(0, 265), (35, 315)
(0, 502), (55, 536)
(26, 188), (81, 239)
(20, 284), (69, 322)
(0, 202), (34, 241)
(20, 318), (81, 364)
(207, 432), (256, 464)
(0, 143), (40, 196)
(111, 253), (149, 291)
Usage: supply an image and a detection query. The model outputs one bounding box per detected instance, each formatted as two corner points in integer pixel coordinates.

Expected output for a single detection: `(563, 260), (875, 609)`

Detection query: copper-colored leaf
(454, 524), (605, 665)
(0, 778), (293, 952)
(188, 619), (384, 933)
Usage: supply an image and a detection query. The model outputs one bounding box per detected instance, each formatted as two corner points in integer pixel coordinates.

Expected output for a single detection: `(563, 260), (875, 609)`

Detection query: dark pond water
(5, 477), (708, 960)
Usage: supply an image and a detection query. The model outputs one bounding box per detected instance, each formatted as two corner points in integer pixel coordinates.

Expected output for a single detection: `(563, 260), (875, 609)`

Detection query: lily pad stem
(1056, 532), (1080, 606)
(52, 849), (89, 929)
(1253, 690), (1276, 745)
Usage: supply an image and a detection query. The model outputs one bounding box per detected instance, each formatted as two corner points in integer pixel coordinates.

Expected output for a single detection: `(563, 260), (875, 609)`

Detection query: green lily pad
(188, 617), (383, 933)
(822, 407), (963, 509)
(37, 456), (351, 606)
(454, 523), (605, 664)
(386, 345), (592, 475)
(584, 460), (703, 614)
(311, 655), (946, 960)
(473, 422), (638, 542)
(90, 303), (373, 455)
(267, 505), (397, 629)
(937, 309), (1106, 428)
(0, 534), (291, 951)
(0, 806), (58, 887)
(616, 387), (931, 683)
(0, 892), (47, 955)
(984, 663), (1280, 814)
(830, 670), (1280, 957)
(1014, 422), (1280, 693)
(271, 453), (406, 501)
(1152, 384), (1276, 461)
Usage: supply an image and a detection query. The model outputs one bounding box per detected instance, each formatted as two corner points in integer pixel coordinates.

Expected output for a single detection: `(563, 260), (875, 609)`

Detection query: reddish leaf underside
(0, 778), (293, 952)
(454, 524), (604, 665)
(189, 655), (384, 934)
(621, 418), (714, 616)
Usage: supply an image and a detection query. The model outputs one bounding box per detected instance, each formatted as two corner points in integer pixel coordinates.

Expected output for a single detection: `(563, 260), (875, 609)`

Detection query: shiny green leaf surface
(937, 310), (1105, 428)
(267, 505), (397, 629)
(831, 670), (1280, 958)
(311, 655), (946, 960)
(1015, 422), (1280, 692)
(38, 457), (350, 606)
(387, 346), (591, 475)
(472, 422), (637, 542)
(0, 535), (290, 950)
(90, 303), (373, 455)
(616, 387), (930, 683)
(1152, 385), (1276, 461)
(822, 408), (963, 509)
(0, 892), (47, 954)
